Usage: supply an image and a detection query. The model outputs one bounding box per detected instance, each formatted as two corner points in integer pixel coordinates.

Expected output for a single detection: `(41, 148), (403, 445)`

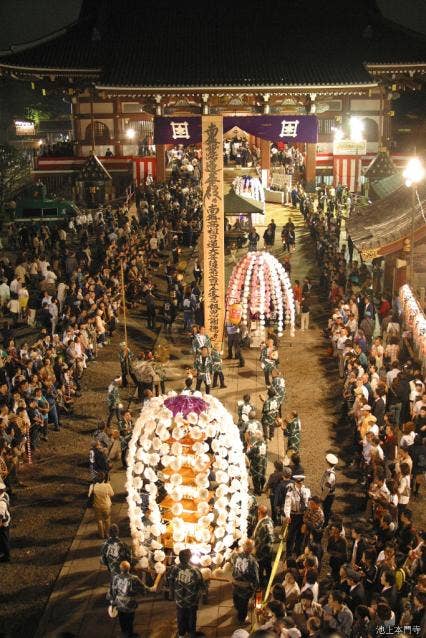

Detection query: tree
(0, 144), (31, 215)
(0, 78), (69, 140)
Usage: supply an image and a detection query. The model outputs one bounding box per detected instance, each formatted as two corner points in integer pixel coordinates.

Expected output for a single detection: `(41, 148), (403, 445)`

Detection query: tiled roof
(0, 0), (425, 87)
(78, 155), (112, 181)
(347, 182), (426, 253)
(364, 151), (397, 181)
(0, 19), (101, 71)
(225, 189), (264, 216)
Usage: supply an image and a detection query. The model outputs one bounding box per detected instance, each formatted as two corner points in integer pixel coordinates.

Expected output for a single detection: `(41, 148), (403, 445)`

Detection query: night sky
(0, 0), (425, 50)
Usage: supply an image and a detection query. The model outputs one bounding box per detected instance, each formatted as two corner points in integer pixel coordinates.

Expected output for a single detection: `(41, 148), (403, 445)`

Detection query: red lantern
(229, 303), (242, 325)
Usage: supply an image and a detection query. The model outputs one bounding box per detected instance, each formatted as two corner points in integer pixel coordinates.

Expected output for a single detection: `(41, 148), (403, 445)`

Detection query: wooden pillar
(71, 99), (82, 156)
(305, 142), (317, 192)
(202, 116), (225, 349)
(260, 138), (270, 170)
(260, 138), (270, 189)
(156, 144), (166, 182)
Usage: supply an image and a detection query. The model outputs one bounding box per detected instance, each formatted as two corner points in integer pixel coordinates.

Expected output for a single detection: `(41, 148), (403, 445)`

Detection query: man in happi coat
(253, 504), (274, 587)
(282, 411), (301, 452)
(271, 368), (286, 416)
(247, 431), (267, 495)
(231, 539), (260, 624)
(211, 346), (226, 389)
(192, 326), (211, 357)
(194, 346), (213, 394)
(261, 387), (280, 440)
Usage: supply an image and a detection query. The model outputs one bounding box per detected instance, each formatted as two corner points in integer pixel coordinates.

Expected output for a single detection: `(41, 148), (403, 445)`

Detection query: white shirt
(57, 282), (67, 301)
(386, 368), (400, 388)
(10, 278), (21, 294)
(45, 270), (57, 284)
(301, 581), (319, 602)
(398, 476), (411, 505)
(0, 282), (10, 302)
(0, 495), (10, 527)
(284, 484), (311, 518)
(38, 260), (50, 277)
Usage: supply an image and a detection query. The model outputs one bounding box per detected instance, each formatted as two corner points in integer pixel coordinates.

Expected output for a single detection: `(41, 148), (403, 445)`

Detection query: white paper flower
(190, 425), (203, 439)
(154, 550), (166, 563)
(171, 502), (183, 516)
(170, 456), (183, 472)
(144, 467), (157, 482)
(197, 501), (210, 515)
(170, 473), (183, 486)
(154, 562), (166, 574)
(214, 526), (225, 539)
(169, 487), (183, 502)
(171, 442), (183, 457)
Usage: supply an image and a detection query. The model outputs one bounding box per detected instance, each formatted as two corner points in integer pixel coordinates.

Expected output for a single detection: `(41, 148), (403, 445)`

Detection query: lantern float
(226, 251), (296, 338)
(126, 393), (249, 577)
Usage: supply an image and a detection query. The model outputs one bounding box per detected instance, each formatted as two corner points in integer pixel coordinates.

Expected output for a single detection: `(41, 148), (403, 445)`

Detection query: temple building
(0, 0), (424, 195)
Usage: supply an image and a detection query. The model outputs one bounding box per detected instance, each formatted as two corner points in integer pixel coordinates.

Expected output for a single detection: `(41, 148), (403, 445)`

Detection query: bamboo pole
(120, 260), (128, 346)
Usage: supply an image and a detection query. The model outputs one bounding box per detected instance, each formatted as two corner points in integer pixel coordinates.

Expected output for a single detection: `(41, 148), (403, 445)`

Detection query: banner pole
(263, 522), (288, 603)
(120, 260), (128, 346)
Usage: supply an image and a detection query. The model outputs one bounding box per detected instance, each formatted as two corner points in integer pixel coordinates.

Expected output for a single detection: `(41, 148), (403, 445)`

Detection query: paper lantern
(229, 303), (243, 325)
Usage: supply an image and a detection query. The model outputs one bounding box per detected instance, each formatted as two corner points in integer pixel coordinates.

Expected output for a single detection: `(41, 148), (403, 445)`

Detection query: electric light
(403, 157), (424, 188)
(331, 126), (344, 142)
(126, 128), (136, 139)
(350, 117), (364, 143)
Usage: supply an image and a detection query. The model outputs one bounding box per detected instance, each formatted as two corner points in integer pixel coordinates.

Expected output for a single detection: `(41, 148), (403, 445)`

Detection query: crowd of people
(91, 179), (425, 638)
(0, 170), (424, 638)
(0, 175), (205, 566)
(37, 141), (74, 158)
(270, 145), (305, 178)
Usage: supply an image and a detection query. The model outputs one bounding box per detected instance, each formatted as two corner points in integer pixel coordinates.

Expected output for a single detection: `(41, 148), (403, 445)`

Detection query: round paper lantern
(126, 393), (249, 571)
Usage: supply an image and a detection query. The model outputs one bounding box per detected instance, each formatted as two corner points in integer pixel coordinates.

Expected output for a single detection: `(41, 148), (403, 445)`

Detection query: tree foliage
(0, 78), (69, 134)
(0, 144), (31, 211)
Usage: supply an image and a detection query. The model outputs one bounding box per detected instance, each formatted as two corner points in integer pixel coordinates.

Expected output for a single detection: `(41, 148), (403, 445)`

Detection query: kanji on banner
(201, 116), (225, 349)
(154, 115), (318, 145)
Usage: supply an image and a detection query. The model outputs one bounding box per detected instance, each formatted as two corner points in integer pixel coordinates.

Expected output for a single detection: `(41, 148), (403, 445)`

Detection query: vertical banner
(202, 116), (225, 349)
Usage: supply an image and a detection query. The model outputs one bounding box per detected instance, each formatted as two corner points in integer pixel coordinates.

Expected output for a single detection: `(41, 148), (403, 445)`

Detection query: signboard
(14, 120), (35, 136)
(201, 116), (225, 349)
(333, 139), (367, 155)
(154, 115), (318, 145)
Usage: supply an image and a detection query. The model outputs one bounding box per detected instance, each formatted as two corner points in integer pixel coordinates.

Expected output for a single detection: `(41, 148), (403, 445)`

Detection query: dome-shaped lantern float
(226, 251), (296, 337)
(126, 393), (249, 578)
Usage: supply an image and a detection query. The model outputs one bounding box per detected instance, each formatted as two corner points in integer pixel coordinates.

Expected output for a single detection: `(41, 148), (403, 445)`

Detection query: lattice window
(85, 121), (110, 143)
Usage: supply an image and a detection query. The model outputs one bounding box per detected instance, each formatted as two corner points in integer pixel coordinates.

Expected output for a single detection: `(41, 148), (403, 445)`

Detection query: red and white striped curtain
(333, 155), (362, 192)
(132, 157), (156, 185)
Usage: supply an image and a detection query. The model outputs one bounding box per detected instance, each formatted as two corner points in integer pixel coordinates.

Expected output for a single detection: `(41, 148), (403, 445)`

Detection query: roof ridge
(0, 16), (92, 58)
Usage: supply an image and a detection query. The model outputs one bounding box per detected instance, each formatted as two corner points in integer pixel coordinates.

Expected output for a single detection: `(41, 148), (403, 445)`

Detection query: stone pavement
(34, 199), (339, 638)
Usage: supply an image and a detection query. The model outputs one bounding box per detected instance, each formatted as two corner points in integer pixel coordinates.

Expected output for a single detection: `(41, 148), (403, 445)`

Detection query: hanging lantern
(229, 303), (242, 325)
